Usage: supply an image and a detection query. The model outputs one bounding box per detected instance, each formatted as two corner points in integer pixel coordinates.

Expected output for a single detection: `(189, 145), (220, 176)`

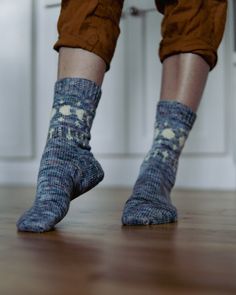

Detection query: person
(16, 0), (228, 232)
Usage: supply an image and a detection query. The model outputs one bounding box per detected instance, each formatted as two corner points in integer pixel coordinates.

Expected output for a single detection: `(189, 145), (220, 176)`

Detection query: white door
(40, 0), (236, 189)
(0, 0), (33, 158)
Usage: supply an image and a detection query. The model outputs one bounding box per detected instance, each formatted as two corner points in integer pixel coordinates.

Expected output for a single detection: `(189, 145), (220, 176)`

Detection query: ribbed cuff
(156, 100), (197, 128)
(54, 77), (102, 108)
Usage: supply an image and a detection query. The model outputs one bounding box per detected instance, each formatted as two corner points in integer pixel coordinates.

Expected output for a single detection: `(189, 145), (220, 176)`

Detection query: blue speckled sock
(17, 77), (104, 232)
(121, 99), (197, 225)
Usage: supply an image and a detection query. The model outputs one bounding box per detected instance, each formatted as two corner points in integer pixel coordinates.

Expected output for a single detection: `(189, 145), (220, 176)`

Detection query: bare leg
(160, 53), (210, 112)
(121, 52), (209, 225)
(58, 47), (106, 86)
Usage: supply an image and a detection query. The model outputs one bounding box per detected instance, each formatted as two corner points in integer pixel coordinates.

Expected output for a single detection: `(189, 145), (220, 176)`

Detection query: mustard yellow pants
(54, 0), (228, 72)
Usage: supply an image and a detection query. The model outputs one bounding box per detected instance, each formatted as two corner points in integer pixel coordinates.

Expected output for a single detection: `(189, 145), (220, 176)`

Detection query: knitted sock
(17, 77), (104, 232)
(121, 99), (197, 225)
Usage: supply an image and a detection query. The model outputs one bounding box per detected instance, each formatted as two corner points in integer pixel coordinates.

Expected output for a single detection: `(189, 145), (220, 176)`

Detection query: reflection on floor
(0, 186), (236, 295)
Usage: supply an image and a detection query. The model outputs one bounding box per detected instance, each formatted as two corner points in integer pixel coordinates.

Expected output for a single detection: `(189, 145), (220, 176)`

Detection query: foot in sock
(121, 100), (197, 225)
(16, 78), (104, 232)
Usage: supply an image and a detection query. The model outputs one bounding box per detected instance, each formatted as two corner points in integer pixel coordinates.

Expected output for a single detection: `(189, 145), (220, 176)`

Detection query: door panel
(0, 0), (33, 158)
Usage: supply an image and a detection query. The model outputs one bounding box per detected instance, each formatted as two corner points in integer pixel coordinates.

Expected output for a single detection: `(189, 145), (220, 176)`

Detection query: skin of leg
(57, 47), (106, 86)
(159, 53), (210, 112)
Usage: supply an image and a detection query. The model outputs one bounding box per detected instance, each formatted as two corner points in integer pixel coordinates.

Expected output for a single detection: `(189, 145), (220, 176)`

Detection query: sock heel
(71, 153), (104, 200)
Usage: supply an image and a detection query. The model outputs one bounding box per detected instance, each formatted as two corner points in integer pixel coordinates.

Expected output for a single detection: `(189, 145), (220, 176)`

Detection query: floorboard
(0, 186), (236, 295)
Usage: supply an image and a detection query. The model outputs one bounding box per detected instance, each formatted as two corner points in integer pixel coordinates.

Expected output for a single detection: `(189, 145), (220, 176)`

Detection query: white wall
(0, 0), (235, 190)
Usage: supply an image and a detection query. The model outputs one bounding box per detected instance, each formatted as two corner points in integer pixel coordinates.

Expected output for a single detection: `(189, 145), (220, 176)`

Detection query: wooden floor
(1, 186), (236, 295)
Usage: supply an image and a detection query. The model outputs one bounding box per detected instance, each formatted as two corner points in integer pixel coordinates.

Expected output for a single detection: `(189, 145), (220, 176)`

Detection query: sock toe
(122, 201), (178, 225)
(17, 219), (54, 233)
(16, 198), (70, 232)
(17, 211), (57, 232)
(122, 215), (150, 225)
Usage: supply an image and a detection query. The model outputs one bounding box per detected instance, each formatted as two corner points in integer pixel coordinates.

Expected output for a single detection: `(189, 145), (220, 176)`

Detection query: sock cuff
(54, 77), (102, 108)
(156, 100), (197, 128)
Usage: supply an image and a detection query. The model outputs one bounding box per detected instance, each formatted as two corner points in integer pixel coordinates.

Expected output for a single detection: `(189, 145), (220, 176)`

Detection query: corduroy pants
(53, 0), (228, 72)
